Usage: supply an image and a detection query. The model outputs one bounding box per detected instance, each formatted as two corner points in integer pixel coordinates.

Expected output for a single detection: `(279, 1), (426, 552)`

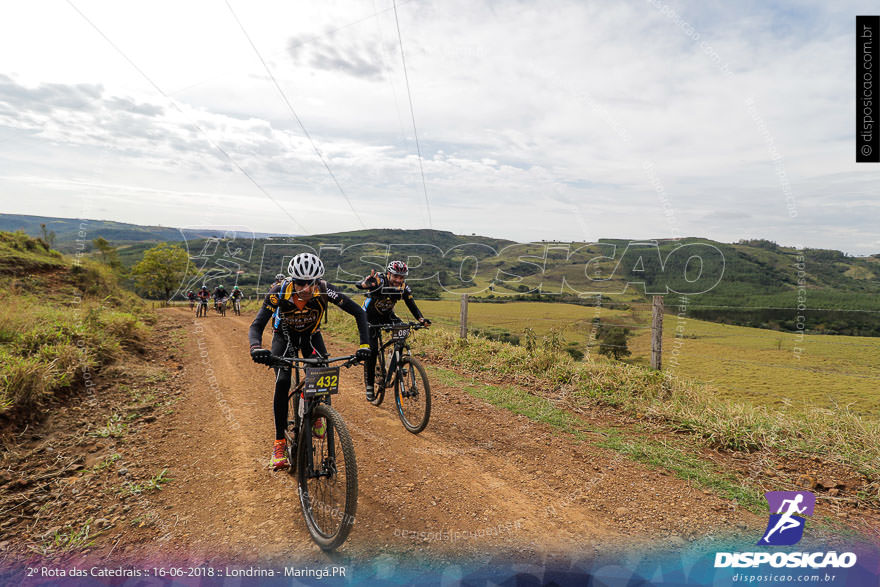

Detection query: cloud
(105, 96), (165, 117)
(701, 211), (753, 221)
(0, 1), (879, 253)
(0, 74), (102, 113)
(287, 34), (391, 80)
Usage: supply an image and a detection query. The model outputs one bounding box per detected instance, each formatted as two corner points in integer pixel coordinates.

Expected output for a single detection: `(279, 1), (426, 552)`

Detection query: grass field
(418, 299), (632, 336)
(413, 300), (880, 416)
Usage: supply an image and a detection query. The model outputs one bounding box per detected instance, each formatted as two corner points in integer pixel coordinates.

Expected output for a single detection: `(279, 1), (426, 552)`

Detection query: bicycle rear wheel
(395, 357), (431, 433)
(297, 403), (358, 550)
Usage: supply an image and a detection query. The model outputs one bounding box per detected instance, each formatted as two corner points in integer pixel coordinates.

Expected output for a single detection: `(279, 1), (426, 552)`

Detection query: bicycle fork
(297, 401), (338, 480)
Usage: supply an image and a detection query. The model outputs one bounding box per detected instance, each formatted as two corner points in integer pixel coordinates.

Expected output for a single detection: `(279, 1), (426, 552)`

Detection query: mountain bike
(368, 322), (431, 434)
(232, 297), (242, 316)
(266, 352), (361, 551)
(197, 298), (208, 318)
(216, 298), (227, 317)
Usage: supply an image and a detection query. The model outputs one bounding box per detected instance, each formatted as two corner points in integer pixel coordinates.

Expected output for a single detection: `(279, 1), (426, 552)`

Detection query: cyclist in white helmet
(249, 252), (371, 470)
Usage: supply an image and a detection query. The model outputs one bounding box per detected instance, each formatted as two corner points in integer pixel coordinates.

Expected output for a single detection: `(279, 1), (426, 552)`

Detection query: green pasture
(414, 300), (880, 416)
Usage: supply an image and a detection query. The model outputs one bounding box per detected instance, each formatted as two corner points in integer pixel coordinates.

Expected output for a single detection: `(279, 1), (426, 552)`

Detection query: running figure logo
(758, 491), (815, 546)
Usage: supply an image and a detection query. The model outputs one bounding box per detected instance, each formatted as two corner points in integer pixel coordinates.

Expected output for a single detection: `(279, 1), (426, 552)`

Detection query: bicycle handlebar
(372, 321), (427, 331)
(267, 354), (361, 369)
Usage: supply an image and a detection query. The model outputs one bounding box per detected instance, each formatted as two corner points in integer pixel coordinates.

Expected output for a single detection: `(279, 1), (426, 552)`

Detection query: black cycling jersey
(231, 289), (243, 299)
(355, 273), (424, 324)
(197, 289), (210, 301)
(249, 279), (369, 348)
(212, 287), (229, 300)
(251, 279), (370, 441)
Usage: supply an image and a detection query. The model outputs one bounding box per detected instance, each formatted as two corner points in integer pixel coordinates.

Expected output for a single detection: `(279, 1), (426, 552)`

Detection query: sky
(0, 0), (878, 254)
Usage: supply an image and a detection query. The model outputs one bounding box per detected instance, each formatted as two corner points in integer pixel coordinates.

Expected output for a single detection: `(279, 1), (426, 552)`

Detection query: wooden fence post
(459, 293), (469, 339)
(651, 295), (664, 370)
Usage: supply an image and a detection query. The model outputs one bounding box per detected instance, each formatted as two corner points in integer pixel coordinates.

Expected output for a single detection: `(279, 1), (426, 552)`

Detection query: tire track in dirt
(130, 308), (762, 562)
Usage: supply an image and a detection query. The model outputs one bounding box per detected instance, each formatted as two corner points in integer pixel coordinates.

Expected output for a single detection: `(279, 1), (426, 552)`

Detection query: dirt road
(0, 306), (775, 573)
(110, 308), (761, 563)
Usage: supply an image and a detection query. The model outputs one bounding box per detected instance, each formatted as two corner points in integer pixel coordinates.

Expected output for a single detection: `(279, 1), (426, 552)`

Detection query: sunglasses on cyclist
(293, 278), (316, 287)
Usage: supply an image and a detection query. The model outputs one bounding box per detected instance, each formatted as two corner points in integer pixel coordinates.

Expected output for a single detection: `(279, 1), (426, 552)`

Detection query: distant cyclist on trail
(196, 286), (210, 317)
(212, 284), (229, 310)
(356, 261), (430, 401)
(249, 253), (371, 470)
(230, 285), (244, 314)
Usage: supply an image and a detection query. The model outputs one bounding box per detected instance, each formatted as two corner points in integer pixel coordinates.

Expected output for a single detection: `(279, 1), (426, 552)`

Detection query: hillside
(8, 215), (877, 335)
(0, 214), (184, 248)
(0, 213), (291, 252)
(0, 231), (149, 417)
(122, 230), (879, 335)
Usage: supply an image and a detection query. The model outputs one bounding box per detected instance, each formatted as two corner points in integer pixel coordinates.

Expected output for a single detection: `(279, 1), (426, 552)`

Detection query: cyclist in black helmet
(356, 260), (430, 401)
(212, 284), (229, 311)
(249, 253), (371, 470)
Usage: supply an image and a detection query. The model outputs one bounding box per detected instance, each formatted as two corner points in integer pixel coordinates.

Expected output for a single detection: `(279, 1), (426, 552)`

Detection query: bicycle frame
(373, 322), (423, 387)
(264, 352), (361, 549)
(376, 333), (403, 387)
(280, 354), (357, 480)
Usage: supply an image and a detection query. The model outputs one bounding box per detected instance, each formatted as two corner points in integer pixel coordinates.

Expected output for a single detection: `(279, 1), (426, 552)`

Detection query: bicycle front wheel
(284, 391), (299, 476)
(297, 403), (358, 550)
(395, 357), (431, 433)
(369, 360), (385, 406)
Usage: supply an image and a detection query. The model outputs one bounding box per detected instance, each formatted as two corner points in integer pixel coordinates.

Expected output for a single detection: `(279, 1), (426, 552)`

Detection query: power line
(392, 0), (433, 230)
(65, 0), (308, 234)
(372, 0), (410, 148)
(224, 0), (366, 229)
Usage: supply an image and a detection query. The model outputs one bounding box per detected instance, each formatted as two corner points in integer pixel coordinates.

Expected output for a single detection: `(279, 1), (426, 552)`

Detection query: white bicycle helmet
(287, 253), (325, 281)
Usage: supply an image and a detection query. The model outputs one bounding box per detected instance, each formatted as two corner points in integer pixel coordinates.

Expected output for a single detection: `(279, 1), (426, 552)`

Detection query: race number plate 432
(303, 367), (340, 398)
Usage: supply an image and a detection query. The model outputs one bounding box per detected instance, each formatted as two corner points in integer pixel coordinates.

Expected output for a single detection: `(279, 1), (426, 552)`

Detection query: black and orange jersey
(249, 279), (369, 348)
(355, 273), (424, 324)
